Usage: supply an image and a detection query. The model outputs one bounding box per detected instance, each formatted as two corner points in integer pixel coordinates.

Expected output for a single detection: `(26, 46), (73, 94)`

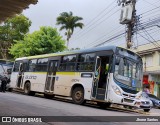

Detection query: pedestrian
(1, 77), (10, 92)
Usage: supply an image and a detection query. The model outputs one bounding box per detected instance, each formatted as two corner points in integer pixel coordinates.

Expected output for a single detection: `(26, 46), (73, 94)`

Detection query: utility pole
(118, 0), (137, 49)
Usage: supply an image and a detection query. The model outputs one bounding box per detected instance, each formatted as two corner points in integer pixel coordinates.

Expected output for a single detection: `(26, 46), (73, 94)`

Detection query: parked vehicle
(0, 63), (13, 91)
(140, 92), (153, 112)
(143, 92), (160, 108)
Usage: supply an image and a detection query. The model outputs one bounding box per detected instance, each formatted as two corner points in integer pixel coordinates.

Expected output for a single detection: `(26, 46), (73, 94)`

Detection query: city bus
(9, 46), (151, 111)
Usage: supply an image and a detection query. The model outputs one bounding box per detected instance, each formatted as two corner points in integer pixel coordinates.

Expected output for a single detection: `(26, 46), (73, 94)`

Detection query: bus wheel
(72, 87), (85, 105)
(24, 82), (35, 96)
(44, 94), (54, 99)
(144, 109), (150, 112)
(97, 102), (111, 109)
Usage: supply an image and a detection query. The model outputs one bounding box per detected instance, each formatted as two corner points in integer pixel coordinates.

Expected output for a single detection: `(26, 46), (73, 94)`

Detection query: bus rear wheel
(72, 87), (85, 105)
(24, 82), (35, 96)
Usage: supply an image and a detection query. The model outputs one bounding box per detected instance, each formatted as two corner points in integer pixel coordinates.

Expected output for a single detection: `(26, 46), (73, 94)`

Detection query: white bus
(10, 46), (151, 111)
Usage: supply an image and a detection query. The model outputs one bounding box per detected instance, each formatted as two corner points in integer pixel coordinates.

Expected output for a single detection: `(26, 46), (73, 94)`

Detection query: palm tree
(56, 11), (84, 48)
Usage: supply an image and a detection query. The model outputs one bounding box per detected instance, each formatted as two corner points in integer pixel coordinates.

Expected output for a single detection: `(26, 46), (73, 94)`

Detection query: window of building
(145, 55), (153, 67)
(36, 58), (48, 72)
(28, 59), (37, 72)
(77, 53), (95, 71)
(59, 55), (76, 71)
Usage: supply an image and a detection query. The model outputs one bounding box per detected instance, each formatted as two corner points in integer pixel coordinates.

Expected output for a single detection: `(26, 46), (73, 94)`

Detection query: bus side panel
(54, 73), (76, 96)
(23, 72), (47, 93)
(80, 73), (93, 100)
(10, 72), (18, 88)
(54, 72), (93, 100)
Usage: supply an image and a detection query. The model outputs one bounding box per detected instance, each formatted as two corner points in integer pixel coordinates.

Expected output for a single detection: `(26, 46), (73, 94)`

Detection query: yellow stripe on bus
(56, 72), (80, 76)
(26, 72), (47, 74)
(24, 72), (80, 76)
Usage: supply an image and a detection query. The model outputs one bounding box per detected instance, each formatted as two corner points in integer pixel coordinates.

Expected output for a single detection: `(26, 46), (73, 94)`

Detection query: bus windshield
(114, 56), (142, 88)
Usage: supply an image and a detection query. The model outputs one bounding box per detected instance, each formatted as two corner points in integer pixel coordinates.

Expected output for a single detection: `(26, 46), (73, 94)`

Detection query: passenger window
(36, 58), (48, 72)
(59, 55), (76, 71)
(28, 59), (37, 72)
(13, 61), (21, 72)
(77, 53), (95, 71)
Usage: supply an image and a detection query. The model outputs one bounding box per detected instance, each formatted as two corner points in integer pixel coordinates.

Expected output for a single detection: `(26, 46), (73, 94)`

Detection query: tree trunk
(0, 41), (10, 59)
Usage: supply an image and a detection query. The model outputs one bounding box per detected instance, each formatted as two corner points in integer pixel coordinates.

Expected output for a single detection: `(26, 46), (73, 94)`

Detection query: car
(139, 92), (153, 112)
(0, 63), (13, 91)
(145, 93), (160, 108)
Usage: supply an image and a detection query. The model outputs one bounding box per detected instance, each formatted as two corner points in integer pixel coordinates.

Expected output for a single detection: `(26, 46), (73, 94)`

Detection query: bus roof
(15, 46), (138, 60)
(15, 46), (117, 60)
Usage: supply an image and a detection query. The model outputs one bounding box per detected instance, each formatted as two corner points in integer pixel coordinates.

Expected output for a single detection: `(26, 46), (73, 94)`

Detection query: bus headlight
(112, 85), (122, 95)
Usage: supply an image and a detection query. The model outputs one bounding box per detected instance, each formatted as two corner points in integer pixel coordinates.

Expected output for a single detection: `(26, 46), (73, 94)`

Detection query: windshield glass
(114, 56), (142, 88)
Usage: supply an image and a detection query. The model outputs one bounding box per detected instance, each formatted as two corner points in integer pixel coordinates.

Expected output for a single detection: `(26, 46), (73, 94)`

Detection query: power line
(94, 32), (126, 47)
(85, 25), (124, 47)
(137, 32), (160, 48)
(73, 0), (117, 36)
(71, 8), (120, 41)
(139, 5), (160, 16)
(142, 0), (158, 7)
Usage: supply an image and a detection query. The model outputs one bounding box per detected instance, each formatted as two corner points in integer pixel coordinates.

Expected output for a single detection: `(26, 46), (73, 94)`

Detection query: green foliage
(10, 26), (66, 58)
(56, 11), (84, 47)
(0, 14), (31, 59)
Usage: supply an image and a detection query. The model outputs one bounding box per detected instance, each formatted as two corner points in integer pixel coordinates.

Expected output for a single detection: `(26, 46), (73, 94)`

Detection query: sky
(23, 0), (160, 49)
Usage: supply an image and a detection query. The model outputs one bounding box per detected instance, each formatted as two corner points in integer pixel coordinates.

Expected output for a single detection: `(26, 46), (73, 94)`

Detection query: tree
(56, 11), (84, 47)
(10, 26), (66, 58)
(0, 14), (31, 59)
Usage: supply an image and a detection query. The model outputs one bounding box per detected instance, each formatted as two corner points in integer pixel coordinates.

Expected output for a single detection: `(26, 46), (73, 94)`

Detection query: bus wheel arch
(71, 84), (85, 105)
(24, 81), (35, 96)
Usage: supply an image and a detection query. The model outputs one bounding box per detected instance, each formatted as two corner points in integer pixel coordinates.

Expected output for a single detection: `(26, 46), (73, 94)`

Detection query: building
(135, 41), (160, 98)
(0, 0), (38, 23)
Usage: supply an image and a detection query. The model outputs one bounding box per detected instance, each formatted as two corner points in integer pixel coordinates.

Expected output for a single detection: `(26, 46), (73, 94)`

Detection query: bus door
(92, 55), (111, 100)
(16, 62), (24, 88)
(45, 60), (58, 92)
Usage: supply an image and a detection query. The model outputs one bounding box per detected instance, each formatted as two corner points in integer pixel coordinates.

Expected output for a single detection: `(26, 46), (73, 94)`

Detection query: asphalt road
(0, 92), (160, 125)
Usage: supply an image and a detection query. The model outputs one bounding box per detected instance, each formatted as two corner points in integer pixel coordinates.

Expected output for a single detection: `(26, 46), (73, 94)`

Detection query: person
(1, 76), (10, 92)
(144, 87), (150, 94)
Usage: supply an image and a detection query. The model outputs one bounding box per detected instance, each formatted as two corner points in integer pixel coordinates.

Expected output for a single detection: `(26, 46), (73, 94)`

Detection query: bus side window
(77, 53), (95, 71)
(36, 58), (48, 72)
(59, 55), (76, 71)
(28, 59), (37, 72)
(13, 61), (21, 72)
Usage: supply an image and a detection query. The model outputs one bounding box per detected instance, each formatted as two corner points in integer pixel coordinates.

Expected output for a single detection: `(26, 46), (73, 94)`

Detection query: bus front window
(114, 56), (142, 88)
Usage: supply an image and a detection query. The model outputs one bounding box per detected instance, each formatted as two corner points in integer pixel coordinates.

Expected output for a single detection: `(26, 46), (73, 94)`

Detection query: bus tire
(144, 109), (150, 112)
(24, 82), (35, 96)
(72, 87), (85, 105)
(97, 102), (111, 109)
